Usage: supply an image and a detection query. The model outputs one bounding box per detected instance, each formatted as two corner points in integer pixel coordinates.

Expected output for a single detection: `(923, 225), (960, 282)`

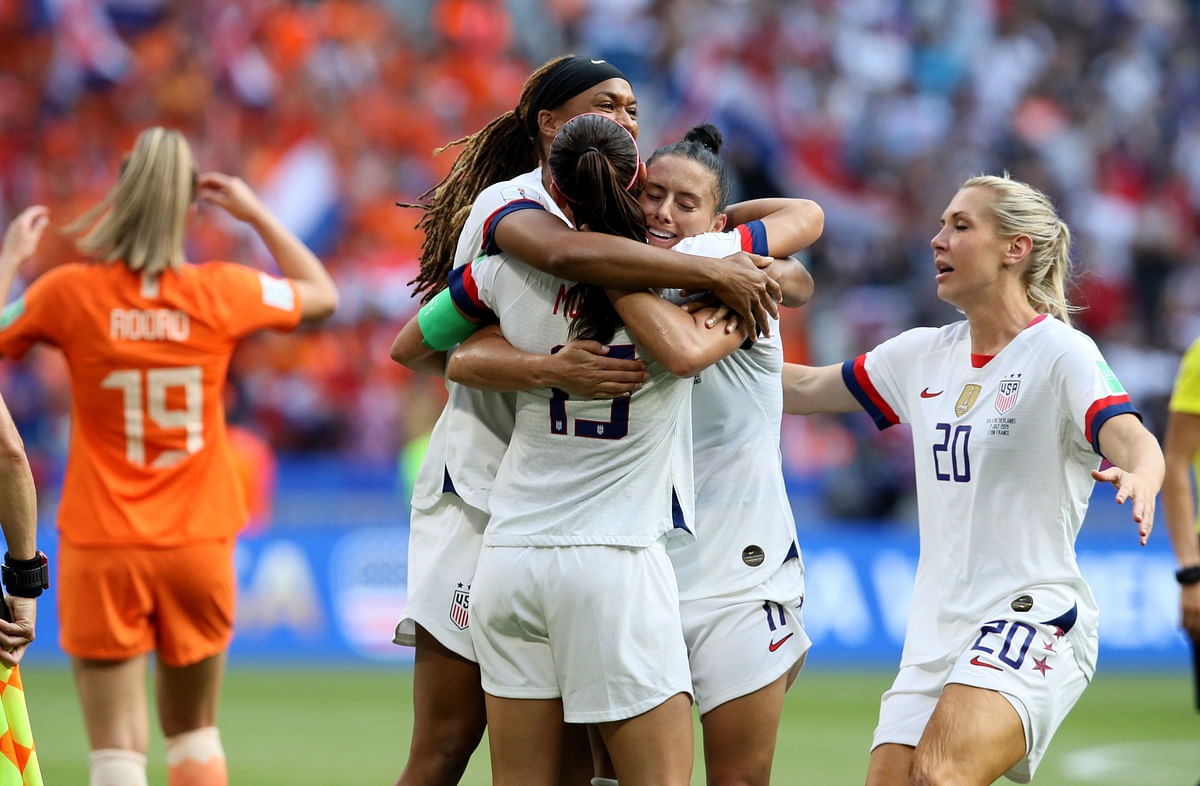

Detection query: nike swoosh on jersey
(768, 633), (794, 652)
(969, 655), (1003, 671)
(920, 388), (942, 398)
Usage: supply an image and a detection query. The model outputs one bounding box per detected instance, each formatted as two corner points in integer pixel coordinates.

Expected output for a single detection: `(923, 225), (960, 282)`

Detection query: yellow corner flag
(0, 664), (41, 786)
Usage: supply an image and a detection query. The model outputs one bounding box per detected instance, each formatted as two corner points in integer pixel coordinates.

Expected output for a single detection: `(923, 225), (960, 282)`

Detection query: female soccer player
(0, 127), (337, 786)
(451, 112), (755, 786)
(436, 123), (822, 786)
(781, 174), (1163, 785)
(643, 125), (820, 786)
(391, 54), (781, 786)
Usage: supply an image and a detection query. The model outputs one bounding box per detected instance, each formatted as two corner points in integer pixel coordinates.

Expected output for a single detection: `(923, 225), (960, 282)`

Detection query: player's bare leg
(588, 724), (617, 781)
(865, 743), (913, 786)
(74, 654), (152, 784)
(394, 626), (487, 786)
(157, 652), (228, 786)
(558, 722), (597, 785)
(156, 651), (225, 735)
(910, 683), (1025, 785)
(73, 654), (151, 752)
(596, 692), (693, 786)
(484, 694), (564, 786)
(700, 672), (789, 786)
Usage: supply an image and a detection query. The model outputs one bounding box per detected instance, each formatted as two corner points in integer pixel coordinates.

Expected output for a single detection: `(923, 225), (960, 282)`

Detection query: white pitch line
(1057, 741), (1200, 784)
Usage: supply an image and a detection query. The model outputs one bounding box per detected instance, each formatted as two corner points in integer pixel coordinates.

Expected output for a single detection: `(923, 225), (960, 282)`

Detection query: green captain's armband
(418, 288), (481, 351)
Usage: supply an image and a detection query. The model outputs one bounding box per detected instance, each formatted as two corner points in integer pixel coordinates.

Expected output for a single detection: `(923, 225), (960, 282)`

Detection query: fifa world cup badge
(955, 384), (981, 416)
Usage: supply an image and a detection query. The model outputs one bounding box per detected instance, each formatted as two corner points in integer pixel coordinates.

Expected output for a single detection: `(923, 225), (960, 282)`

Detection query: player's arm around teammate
(1163, 340), (1200, 642)
(390, 317), (647, 400)
(631, 124), (821, 786)
(458, 114), (756, 786)
(0, 207), (48, 666)
(1092, 409), (1164, 545)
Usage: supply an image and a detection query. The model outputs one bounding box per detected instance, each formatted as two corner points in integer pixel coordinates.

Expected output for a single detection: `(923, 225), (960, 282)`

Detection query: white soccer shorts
(681, 557), (810, 715)
(393, 493), (487, 661)
(872, 590), (1092, 783)
(470, 540), (693, 724)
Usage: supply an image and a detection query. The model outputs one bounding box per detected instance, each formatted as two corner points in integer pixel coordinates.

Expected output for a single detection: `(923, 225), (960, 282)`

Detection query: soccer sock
(591, 779), (620, 786)
(89, 748), (148, 786)
(165, 726), (227, 786)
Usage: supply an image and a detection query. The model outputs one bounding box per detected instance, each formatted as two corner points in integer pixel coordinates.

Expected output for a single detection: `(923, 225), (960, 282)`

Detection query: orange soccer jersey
(0, 261), (301, 547)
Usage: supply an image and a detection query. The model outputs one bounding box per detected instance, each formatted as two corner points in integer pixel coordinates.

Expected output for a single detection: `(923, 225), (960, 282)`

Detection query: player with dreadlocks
(446, 110), (756, 786)
(390, 56), (780, 786)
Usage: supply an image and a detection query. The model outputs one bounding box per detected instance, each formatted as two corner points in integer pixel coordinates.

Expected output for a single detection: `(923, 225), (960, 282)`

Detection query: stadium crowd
(0, 0), (1197, 523)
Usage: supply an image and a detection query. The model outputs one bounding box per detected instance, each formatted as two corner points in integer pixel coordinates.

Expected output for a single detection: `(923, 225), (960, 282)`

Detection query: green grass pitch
(22, 664), (1199, 784)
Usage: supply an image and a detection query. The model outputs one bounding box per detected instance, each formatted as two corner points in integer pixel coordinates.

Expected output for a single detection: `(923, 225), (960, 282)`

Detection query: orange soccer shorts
(58, 538), (235, 667)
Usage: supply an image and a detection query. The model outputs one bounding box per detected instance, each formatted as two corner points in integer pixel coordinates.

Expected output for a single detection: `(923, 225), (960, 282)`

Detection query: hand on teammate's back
(546, 340), (648, 400)
(709, 251), (780, 338)
(679, 295), (742, 334)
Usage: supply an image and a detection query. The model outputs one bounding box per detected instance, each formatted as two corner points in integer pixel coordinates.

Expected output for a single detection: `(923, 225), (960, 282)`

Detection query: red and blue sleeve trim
(481, 199), (547, 256)
(447, 264), (493, 321)
(1084, 394), (1139, 455)
(736, 220), (769, 256)
(671, 487), (692, 534)
(841, 355), (900, 430)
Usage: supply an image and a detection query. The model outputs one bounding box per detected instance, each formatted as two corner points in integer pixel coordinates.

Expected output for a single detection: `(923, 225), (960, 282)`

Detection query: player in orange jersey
(0, 127), (338, 786)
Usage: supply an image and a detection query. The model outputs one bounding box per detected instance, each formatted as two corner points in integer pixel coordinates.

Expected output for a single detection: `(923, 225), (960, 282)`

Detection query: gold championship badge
(955, 384), (981, 416)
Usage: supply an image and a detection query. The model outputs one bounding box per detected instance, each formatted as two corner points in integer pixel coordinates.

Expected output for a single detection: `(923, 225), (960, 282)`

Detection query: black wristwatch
(1176, 565), (1200, 586)
(2, 551), (48, 598)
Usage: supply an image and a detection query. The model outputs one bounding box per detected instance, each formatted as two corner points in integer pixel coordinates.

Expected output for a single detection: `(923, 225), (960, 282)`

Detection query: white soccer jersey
(448, 253), (696, 547)
(666, 227), (802, 601)
(410, 168), (569, 513)
(845, 315), (1138, 677)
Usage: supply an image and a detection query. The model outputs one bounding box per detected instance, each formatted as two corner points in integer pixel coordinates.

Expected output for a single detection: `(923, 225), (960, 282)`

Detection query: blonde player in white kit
(448, 113), (755, 786)
(782, 175), (1164, 785)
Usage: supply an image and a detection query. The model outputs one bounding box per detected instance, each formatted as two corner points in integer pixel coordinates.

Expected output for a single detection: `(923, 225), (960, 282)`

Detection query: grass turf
(22, 664), (1199, 784)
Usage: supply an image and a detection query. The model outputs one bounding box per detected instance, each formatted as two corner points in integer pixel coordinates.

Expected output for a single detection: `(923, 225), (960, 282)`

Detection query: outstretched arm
(781, 362), (862, 416)
(1093, 412), (1166, 546)
(1162, 408), (1200, 639)
(493, 210), (781, 334)
(198, 173), (339, 322)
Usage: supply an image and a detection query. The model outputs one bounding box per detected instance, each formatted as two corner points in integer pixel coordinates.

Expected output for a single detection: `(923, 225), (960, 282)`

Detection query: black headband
(522, 57), (628, 143)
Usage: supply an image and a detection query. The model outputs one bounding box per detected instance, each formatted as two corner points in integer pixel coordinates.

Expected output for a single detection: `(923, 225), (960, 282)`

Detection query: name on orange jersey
(110, 308), (190, 342)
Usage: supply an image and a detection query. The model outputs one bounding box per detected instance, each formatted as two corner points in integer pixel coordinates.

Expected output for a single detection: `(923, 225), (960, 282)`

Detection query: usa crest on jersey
(450, 585), (470, 630)
(995, 375), (1022, 414)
